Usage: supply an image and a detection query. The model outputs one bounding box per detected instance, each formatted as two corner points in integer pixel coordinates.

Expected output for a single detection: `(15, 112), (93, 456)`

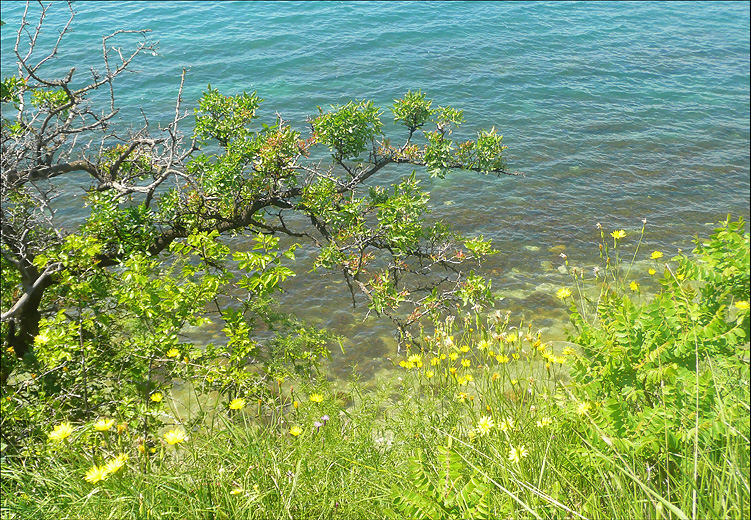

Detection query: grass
(3, 322), (748, 519)
(2, 219), (749, 519)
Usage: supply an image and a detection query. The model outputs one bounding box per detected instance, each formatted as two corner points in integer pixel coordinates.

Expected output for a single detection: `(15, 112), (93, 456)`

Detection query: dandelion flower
(164, 428), (188, 445)
(464, 374), (473, 382)
(611, 230), (626, 240)
(508, 444), (529, 464)
(84, 465), (109, 484)
(476, 416), (495, 436)
(648, 268), (656, 276)
(456, 375), (467, 385)
(166, 348), (180, 358)
(430, 357), (441, 366)
(425, 370), (434, 379)
(93, 418), (115, 432)
(562, 346), (575, 356)
(289, 425), (303, 437)
(496, 355), (509, 364)
(103, 453), (128, 475)
(461, 358), (471, 368)
(630, 281), (639, 291)
(459, 345), (470, 353)
(651, 251), (663, 260)
(491, 372), (501, 381)
(576, 402), (592, 416)
(735, 301), (750, 310)
(150, 392), (163, 403)
(48, 422), (73, 442)
(230, 488), (243, 495)
(309, 393), (324, 404)
(407, 354), (423, 367)
(449, 352), (459, 361)
(556, 288), (572, 300)
(229, 398), (246, 410)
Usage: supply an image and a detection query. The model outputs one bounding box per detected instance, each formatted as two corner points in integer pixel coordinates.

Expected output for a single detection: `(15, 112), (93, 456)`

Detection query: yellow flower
(103, 453), (128, 475)
(491, 372), (501, 381)
(576, 402), (592, 416)
(512, 353), (520, 360)
(456, 392), (468, 401)
(562, 346), (575, 356)
(230, 488), (243, 495)
(449, 367), (457, 375)
(556, 288), (572, 300)
(508, 444), (529, 464)
(735, 301), (750, 310)
(93, 418), (115, 432)
(611, 230), (626, 240)
(425, 370), (434, 379)
(496, 355), (509, 364)
(459, 345), (470, 353)
(498, 417), (515, 432)
(309, 393), (324, 404)
(630, 281), (639, 291)
(48, 422), (73, 442)
(137, 443), (145, 454)
(651, 251), (663, 260)
(289, 425), (303, 437)
(430, 357), (441, 366)
(117, 423), (128, 434)
(150, 392), (163, 403)
(476, 416), (495, 436)
(164, 428), (188, 445)
(407, 354), (422, 367)
(648, 268), (656, 275)
(464, 374), (473, 382)
(448, 352), (459, 361)
(84, 465), (109, 484)
(166, 348), (180, 358)
(229, 398), (246, 410)
(536, 417), (553, 428)
(477, 339), (489, 351)
(460, 358), (471, 368)
(456, 375), (467, 385)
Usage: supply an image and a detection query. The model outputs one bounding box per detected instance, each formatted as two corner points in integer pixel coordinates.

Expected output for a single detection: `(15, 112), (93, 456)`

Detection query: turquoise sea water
(1, 1), (749, 378)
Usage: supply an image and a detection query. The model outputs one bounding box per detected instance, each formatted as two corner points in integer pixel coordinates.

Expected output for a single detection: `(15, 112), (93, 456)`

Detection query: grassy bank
(2, 218), (749, 519)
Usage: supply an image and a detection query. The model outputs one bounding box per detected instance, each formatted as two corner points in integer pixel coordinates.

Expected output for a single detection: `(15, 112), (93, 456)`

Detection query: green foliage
(30, 88), (72, 114)
(1, 76), (25, 105)
(565, 216), (750, 507)
(194, 84), (262, 146)
(387, 440), (492, 520)
(391, 89), (434, 134)
(312, 100), (383, 161)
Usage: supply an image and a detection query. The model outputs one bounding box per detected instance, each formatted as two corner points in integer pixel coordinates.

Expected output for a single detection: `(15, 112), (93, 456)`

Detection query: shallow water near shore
(1, 1), (749, 381)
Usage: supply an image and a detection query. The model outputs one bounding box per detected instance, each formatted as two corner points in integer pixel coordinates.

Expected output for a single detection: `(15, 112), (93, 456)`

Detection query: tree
(0, 2), (519, 430)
